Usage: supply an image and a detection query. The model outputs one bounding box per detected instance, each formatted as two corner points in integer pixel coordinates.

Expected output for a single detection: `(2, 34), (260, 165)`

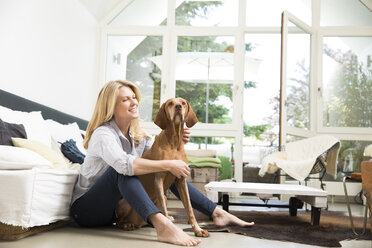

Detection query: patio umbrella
(148, 52), (262, 123)
(149, 52), (262, 81)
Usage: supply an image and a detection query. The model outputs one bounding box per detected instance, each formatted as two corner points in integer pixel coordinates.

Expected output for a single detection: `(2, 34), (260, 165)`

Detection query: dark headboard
(0, 89), (89, 130)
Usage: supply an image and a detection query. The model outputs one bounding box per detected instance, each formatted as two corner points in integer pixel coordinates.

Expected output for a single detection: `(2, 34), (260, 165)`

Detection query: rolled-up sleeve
(89, 131), (136, 176)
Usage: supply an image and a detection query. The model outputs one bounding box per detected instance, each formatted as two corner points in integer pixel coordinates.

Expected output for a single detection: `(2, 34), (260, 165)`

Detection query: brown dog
(116, 98), (209, 237)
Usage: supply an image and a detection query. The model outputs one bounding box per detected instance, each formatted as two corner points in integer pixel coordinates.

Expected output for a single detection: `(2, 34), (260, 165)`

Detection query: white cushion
(0, 145), (52, 170)
(50, 137), (80, 170)
(12, 138), (68, 169)
(45, 119), (85, 154)
(0, 106), (51, 148)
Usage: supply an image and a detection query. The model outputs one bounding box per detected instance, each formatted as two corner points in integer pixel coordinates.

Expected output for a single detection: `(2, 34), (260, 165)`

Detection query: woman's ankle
(211, 206), (223, 218)
(148, 213), (168, 229)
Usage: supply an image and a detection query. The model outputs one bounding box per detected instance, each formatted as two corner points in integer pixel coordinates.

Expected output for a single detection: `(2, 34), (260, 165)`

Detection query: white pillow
(0, 145), (52, 170)
(50, 137), (80, 170)
(45, 119), (85, 154)
(12, 137), (68, 169)
(0, 106), (51, 148)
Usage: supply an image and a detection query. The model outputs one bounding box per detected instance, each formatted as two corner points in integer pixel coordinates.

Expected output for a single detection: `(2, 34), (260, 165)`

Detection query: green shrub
(218, 156), (233, 180)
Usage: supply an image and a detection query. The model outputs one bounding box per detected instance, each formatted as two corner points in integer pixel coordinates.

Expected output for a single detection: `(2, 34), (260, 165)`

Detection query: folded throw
(186, 149), (216, 158)
(188, 156), (221, 168)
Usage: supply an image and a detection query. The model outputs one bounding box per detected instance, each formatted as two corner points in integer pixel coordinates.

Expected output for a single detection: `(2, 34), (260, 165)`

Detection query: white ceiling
(78, 0), (123, 21)
(360, 0), (372, 11)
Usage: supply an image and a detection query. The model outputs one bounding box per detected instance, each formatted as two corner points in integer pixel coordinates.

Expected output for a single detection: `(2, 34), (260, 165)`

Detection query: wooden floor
(0, 200), (370, 248)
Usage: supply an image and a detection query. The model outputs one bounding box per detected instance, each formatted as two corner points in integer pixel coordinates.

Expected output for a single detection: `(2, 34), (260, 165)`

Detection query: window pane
(286, 24), (311, 130)
(286, 134), (304, 143)
(175, 0), (238, 26)
(246, 0), (311, 26)
(324, 140), (371, 182)
(323, 37), (372, 128)
(175, 36), (235, 124)
(243, 34), (281, 165)
(321, 0), (372, 26)
(106, 35), (163, 122)
(109, 0), (167, 26)
(185, 136), (234, 157)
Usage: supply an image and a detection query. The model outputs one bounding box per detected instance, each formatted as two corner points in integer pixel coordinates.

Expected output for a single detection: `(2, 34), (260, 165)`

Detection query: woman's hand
(167, 160), (190, 178)
(183, 127), (191, 144)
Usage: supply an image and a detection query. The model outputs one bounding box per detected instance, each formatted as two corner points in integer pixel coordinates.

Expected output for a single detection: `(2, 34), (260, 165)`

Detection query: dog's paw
(195, 229), (209, 237)
(167, 215), (175, 222)
(117, 223), (138, 231)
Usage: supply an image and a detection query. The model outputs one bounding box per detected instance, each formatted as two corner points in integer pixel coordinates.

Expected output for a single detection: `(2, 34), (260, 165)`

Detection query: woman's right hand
(167, 160), (190, 178)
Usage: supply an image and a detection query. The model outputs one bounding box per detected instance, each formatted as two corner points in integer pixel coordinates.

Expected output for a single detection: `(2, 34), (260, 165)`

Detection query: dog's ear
(154, 102), (168, 130)
(186, 101), (198, 128)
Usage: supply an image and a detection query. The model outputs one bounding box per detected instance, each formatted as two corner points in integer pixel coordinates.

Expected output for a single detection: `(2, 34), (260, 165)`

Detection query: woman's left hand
(183, 127), (191, 144)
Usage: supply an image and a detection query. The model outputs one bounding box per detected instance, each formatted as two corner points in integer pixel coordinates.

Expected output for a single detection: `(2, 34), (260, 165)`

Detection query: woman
(70, 80), (253, 247)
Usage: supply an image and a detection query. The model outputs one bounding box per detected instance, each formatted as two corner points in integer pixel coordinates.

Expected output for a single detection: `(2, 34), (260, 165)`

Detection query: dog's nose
(175, 104), (181, 110)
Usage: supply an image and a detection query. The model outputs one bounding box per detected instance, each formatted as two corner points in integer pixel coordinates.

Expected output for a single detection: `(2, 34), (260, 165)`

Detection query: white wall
(0, 0), (100, 120)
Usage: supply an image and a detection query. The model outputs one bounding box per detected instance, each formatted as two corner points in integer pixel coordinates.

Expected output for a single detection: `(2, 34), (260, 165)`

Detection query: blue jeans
(70, 167), (216, 227)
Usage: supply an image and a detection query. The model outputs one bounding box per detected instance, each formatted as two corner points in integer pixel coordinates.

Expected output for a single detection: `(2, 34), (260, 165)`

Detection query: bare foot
(212, 207), (254, 227)
(150, 213), (201, 246)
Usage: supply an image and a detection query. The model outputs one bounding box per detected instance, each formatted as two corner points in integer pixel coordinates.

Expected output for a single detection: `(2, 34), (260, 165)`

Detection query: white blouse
(71, 119), (153, 204)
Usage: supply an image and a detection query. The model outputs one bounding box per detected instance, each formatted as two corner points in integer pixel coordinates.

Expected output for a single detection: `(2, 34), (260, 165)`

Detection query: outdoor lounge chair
(259, 135), (341, 188)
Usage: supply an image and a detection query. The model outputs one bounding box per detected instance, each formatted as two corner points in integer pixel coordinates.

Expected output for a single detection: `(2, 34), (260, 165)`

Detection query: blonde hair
(84, 80), (150, 149)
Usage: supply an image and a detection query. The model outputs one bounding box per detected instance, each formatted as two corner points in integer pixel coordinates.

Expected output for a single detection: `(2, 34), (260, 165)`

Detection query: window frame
(317, 30), (372, 141)
(99, 0), (372, 184)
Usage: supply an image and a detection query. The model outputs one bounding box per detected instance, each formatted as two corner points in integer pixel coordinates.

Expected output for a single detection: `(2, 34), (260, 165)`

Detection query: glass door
(280, 11), (313, 149)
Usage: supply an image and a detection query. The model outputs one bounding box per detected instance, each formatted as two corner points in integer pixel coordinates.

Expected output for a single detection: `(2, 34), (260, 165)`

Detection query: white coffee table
(205, 181), (328, 225)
